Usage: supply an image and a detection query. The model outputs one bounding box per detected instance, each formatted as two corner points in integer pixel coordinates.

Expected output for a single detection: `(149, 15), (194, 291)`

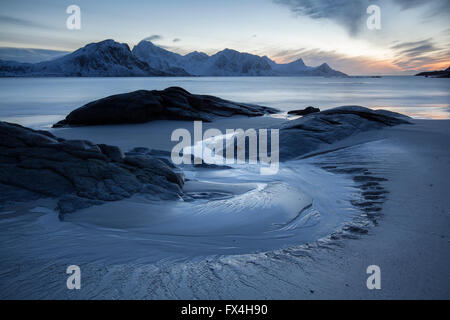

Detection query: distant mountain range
(0, 39), (347, 77)
(415, 67), (450, 78)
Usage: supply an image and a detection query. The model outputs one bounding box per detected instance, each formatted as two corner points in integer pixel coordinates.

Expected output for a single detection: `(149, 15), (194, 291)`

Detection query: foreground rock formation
(279, 106), (411, 160)
(0, 121), (184, 215)
(53, 87), (277, 127)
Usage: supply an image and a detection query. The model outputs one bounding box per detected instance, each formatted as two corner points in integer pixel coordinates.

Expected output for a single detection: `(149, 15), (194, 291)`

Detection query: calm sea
(0, 76), (448, 127)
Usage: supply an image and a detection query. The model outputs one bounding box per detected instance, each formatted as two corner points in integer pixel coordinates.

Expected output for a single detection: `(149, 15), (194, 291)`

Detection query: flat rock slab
(279, 106), (411, 160)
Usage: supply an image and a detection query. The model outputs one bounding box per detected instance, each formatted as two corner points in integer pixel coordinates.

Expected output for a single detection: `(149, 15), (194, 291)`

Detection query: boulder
(287, 106), (320, 116)
(53, 87), (278, 127)
(0, 121), (184, 215)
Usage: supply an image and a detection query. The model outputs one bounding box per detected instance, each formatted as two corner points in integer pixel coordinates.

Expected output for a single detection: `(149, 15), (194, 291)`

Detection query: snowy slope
(132, 41), (347, 76)
(0, 40), (168, 77)
(131, 40), (190, 76)
(0, 39), (348, 77)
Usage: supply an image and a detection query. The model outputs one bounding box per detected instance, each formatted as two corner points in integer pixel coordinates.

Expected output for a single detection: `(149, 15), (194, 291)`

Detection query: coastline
(293, 119), (450, 299)
(0, 118), (449, 299)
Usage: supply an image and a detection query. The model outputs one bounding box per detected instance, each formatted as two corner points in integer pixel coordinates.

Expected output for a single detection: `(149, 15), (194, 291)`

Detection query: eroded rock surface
(279, 106), (411, 160)
(0, 121), (184, 215)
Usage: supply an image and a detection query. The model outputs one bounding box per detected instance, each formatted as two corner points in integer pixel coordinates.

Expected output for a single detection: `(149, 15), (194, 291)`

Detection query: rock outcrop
(287, 106), (320, 116)
(415, 67), (450, 78)
(0, 121), (184, 215)
(53, 87), (278, 127)
(279, 106), (411, 160)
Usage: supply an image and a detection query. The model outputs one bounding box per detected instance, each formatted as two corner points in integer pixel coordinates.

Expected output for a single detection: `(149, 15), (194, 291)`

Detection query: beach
(0, 113), (449, 299)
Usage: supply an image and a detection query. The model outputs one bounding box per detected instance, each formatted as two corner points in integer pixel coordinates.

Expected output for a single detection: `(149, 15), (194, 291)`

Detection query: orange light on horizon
(419, 61), (450, 71)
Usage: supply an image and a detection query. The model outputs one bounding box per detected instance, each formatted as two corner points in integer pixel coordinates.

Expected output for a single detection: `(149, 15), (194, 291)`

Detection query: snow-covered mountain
(0, 40), (168, 77)
(132, 41), (346, 76)
(131, 40), (190, 76)
(0, 39), (347, 77)
(132, 42), (272, 76)
(265, 56), (347, 76)
(194, 48), (273, 76)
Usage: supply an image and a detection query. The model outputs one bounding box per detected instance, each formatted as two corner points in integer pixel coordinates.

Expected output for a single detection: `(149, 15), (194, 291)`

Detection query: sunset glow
(0, 0), (449, 75)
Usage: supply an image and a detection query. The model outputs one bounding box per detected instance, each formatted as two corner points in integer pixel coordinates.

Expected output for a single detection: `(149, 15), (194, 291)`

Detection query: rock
(98, 144), (124, 162)
(193, 163), (232, 169)
(53, 87), (278, 127)
(287, 106), (320, 116)
(0, 121), (184, 215)
(279, 106), (411, 160)
(415, 67), (450, 78)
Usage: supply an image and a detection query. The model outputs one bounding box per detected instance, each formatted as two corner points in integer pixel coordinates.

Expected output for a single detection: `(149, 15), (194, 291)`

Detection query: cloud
(274, 0), (450, 36)
(390, 38), (449, 70)
(390, 38), (434, 50)
(142, 35), (163, 42)
(172, 38), (181, 42)
(267, 35), (449, 74)
(393, 0), (450, 15)
(274, 0), (370, 35)
(0, 15), (55, 30)
(270, 47), (400, 74)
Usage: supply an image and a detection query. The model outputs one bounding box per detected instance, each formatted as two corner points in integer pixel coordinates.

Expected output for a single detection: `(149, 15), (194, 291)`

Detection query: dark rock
(415, 67), (450, 78)
(0, 121), (184, 214)
(128, 147), (151, 154)
(53, 87), (278, 127)
(287, 106), (320, 116)
(343, 225), (369, 234)
(279, 106), (411, 160)
(193, 163), (232, 169)
(98, 144), (124, 162)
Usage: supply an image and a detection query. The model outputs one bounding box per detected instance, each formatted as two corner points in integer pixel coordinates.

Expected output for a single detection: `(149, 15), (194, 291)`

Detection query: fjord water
(0, 76), (448, 128)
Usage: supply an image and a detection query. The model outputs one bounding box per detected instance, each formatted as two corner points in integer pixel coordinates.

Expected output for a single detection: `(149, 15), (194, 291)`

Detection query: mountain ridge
(0, 39), (348, 77)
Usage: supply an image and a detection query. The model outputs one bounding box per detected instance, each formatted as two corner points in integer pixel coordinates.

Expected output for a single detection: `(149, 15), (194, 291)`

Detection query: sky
(0, 0), (449, 75)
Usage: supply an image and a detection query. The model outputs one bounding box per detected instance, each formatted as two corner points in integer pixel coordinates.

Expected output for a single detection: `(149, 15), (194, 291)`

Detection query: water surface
(0, 76), (448, 128)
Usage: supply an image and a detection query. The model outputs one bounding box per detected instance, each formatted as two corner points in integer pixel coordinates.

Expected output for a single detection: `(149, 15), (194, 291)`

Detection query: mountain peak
(262, 56), (276, 65)
(76, 39), (132, 55)
(135, 40), (157, 48)
(292, 58), (305, 66)
(317, 63), (331, 69)
(216, 48), (240, 56)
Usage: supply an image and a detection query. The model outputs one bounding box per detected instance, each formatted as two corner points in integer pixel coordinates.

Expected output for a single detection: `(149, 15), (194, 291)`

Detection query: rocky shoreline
(1, 89), (412, 216)
(0, 121), (184, 216)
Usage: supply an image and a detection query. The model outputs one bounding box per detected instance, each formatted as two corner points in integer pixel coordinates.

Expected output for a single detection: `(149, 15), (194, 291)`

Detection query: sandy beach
(291, 119), (450, 299)
(2, 0), (450, 308)
(1, 115), (448, 299)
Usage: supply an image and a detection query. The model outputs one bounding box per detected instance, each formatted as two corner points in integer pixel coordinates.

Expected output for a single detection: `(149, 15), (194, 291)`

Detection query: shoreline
(0, 118), (449, 298)
(307, 120), (450, 299)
